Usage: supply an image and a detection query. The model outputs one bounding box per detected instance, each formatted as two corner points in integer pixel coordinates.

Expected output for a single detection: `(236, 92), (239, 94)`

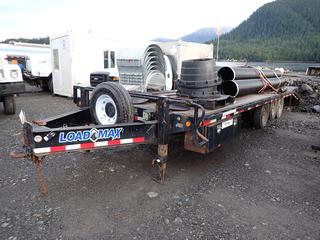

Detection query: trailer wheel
(90, 82), (133, 125)
(269, 101), (277, 120)
(3, 95), (16, 115)
(48, 77), (53, 93)
(276, 98), (284, 118)
(253, 104), (269, 129)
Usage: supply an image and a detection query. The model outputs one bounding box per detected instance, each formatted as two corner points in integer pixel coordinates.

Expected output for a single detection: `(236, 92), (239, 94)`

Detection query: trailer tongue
(17, 82), (298, 195)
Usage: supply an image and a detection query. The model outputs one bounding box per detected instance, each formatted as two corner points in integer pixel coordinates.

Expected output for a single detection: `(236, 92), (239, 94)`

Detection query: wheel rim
(95, 94), (117, 125)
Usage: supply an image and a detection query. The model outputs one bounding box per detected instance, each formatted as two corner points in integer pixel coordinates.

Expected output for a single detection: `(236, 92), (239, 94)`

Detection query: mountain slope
(217, 0), (320, 61)
(181, 27), (230, 43)
(152, 37), (175, 42)
(181, 28), (216, 43)
(153, 27), (231, 43)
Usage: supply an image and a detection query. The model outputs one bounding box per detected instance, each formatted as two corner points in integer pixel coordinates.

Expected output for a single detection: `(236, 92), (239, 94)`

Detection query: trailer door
(51, 36), (72, 97)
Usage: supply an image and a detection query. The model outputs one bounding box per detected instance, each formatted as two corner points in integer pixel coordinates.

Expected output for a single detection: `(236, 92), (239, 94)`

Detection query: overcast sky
(0, 0), (274, 41)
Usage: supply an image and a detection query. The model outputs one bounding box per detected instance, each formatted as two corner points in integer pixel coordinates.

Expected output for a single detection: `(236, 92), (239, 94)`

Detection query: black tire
(276, 98), (284, 119)
(90, 82), (133, 125)
(48, 77), (53, 93)
(4, 95), (16, 115)
(253, 104), (269, 129)
(241, 111), (253, 128)
(269, 101), (277, 120)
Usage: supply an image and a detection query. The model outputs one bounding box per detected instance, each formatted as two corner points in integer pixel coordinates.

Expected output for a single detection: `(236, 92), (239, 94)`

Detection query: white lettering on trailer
(58, 127), (123, 143)
(221, 119), (234, 129)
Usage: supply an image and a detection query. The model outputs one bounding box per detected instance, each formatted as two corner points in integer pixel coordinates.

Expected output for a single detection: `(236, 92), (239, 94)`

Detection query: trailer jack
(32, 155), (48, 196)
(151, 144), (168, 184)
(10, 150), (48, 196)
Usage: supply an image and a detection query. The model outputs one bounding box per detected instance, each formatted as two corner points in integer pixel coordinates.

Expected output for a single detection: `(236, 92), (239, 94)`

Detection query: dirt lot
(0, 86), (319, 239)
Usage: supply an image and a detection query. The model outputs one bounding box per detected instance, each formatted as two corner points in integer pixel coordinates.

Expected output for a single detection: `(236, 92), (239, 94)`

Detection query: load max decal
(59, 128), (123, 143)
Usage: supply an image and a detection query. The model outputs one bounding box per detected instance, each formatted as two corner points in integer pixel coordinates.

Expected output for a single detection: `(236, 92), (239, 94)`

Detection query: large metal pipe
(222, 78), (284, 97)
(218, 67), (283, 81)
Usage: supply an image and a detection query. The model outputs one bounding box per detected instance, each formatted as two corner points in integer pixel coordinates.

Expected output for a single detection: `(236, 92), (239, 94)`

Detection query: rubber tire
(269, 101), (277, 120)
(253, 104), (269, 129)
(276, 98), (284, 119)
(48, 77), (53, 93)
(90, 82), (133, 125)
(4, 95), (16, 115)
(241, 111), (254, 128)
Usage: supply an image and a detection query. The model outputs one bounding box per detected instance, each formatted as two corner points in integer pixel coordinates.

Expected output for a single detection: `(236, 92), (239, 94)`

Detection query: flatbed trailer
(20, 85), (299, 194)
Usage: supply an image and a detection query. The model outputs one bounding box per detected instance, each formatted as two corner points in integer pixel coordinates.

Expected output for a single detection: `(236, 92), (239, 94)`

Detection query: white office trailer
(50, 32), (214, 97)
(50, 32), (130, 97)
(157, 40), (214, 79)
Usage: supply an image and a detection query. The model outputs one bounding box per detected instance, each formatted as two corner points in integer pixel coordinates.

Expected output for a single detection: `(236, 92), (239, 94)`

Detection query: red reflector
(202, 120), (211, 126)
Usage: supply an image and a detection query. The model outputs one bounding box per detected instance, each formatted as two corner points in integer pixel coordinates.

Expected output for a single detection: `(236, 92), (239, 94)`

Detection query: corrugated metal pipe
(117, 43), (166, 92)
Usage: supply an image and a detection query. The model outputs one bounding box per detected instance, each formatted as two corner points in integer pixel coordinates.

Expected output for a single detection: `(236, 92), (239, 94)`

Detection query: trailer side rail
(24, 119), (157, 156)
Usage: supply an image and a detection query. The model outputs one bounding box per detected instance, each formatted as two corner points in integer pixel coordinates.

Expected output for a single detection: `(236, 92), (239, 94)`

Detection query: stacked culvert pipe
(177, 59), (220, 98)
(117, 43), (166, 92)
(219, 66), (285, 97)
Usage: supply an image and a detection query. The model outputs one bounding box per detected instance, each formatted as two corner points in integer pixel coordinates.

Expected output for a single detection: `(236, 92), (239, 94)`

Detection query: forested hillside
(1, 37), (49, 44)
(215, 0), (320, 61)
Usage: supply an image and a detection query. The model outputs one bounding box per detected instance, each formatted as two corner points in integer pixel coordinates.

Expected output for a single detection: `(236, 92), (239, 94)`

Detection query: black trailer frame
(20, 85), (299, 194)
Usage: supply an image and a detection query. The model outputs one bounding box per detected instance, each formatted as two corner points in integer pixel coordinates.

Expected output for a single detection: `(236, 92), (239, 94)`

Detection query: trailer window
(53, 49), (59, 70)
(104, 50), (115, 68)
(110, 51), (115, 68)
(6, 56), (27, 71)
(104, 51), (109, 68)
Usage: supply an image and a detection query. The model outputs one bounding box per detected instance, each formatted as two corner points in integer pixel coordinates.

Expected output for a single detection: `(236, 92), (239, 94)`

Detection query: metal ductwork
(222, 78), (285, 97)
(218, 66), (283, 81)
(117, 43), (166, 92)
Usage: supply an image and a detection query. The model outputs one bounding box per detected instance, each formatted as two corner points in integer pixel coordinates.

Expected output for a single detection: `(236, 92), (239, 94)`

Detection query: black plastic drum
(177, 59), (219, 98)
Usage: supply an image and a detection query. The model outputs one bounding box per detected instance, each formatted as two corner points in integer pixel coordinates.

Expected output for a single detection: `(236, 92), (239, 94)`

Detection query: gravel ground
(284, 73), (320, 113)
(0, 89), (319, 240)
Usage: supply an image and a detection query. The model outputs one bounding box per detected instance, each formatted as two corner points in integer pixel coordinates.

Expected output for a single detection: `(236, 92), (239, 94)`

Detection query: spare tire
(90, 82), (133, 125)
